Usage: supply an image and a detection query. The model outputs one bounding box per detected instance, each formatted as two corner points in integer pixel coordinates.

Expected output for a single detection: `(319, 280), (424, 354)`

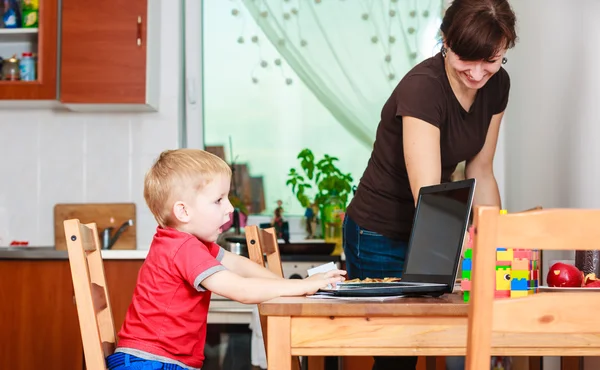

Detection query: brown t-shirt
(346, 53), (510, 241)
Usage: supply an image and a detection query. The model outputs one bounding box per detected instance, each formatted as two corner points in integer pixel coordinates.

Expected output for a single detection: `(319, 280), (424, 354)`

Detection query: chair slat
(497, 209), (600, 250)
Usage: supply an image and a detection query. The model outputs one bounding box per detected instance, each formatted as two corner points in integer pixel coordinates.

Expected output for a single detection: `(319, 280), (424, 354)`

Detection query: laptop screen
(402, 179), (476, 289)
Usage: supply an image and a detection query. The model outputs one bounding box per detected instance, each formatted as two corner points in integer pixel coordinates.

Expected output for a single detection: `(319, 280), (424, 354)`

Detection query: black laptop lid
(401, 179), (476, 291)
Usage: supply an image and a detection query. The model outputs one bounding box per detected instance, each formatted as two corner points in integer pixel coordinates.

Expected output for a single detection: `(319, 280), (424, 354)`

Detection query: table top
(259, 293), (468, 317)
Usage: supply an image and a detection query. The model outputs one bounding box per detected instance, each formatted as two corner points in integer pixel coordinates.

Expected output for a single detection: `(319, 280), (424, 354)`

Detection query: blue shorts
(106, 352), (189, 370)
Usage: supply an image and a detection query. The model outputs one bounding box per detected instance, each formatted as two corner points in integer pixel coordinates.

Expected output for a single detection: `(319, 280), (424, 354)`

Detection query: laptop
(320, 178), (476, 297)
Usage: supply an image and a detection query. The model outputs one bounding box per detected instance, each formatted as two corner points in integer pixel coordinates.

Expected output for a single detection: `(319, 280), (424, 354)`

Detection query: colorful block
(462, 270), (471, 280)
(497, 249), (514, 261)
(514, 249), (531, 259)
(512, 258), (529, 271)
(511, 270), (529, 280)
(511, 278), (528, 291)
(461, 279), (471, 291)
(510, 290), (528, 298)
(464, 248), (472, 259)
(463, 291), (470, 302)
(462, 258), (472, 271)
(495, 290), (511, 298)
(496, 267), (511, 291)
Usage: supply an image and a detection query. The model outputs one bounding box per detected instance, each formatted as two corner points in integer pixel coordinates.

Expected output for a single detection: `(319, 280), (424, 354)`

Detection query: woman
(342, 0), (517, 369)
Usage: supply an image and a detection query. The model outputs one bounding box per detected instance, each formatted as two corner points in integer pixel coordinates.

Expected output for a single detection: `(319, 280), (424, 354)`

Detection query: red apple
(546, 262), (583, 287)
(585, 280), (600, 288)
(584, 273), (600, 287)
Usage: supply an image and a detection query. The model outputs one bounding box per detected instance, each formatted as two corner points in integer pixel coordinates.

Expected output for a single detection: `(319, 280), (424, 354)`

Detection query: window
(199, 0), (443, 216)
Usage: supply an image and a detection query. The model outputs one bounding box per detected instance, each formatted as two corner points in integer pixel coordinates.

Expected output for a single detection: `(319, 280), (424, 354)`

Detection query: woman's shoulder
(396, 53), (447, 93)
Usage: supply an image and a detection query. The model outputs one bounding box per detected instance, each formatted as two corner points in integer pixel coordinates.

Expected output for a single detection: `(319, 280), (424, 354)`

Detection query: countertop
(0, 246), (343, 262)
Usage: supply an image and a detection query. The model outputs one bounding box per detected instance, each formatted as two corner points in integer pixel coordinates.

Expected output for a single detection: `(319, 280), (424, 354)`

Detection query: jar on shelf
(2, 56), (20, 81)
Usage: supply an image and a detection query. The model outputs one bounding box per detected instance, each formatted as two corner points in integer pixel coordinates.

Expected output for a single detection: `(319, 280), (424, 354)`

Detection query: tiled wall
(0, 1), (182, 249)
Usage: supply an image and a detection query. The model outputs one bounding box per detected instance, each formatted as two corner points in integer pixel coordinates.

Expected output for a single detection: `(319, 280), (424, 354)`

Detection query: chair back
(64, 219), (116, 370)
(245, 225), (283, 277)
(466, 206), (600, 369)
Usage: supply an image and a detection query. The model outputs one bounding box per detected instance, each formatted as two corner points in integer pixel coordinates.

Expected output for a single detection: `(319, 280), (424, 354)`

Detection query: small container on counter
(19, 52), (35, 80)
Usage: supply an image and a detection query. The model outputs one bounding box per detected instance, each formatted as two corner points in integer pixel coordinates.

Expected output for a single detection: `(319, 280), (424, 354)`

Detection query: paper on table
(307, 261), (337, 277)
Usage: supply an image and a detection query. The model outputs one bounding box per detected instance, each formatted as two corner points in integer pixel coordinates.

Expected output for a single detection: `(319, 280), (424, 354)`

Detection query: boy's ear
(173, 201), (191, 223)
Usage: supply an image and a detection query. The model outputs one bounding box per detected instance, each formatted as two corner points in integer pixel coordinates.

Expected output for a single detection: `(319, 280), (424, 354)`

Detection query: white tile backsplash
(0, 0), (182, 249)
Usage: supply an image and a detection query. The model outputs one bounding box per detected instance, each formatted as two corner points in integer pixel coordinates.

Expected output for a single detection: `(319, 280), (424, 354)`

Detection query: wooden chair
(466, 206), (600, 370)
(64, 219), (116, 370)
(245, 225), (307, 370)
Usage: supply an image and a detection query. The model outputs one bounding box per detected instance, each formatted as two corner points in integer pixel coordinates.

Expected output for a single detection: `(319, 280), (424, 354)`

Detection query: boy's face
(180, 173), (234, 242)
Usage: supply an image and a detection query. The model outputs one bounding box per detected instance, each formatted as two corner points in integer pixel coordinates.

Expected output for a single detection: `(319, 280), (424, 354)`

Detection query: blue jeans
(106, 352), (189, 370)
(343, 215), (417, 370)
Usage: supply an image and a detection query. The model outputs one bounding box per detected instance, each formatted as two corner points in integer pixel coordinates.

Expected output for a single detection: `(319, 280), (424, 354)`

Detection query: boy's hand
(300, 269), (346, 295)
(301, 275), (345, 295)
(305, 269), (346, 282)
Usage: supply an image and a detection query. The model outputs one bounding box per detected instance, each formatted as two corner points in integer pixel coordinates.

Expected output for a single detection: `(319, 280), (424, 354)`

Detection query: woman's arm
(403, 116), (442, 205)
(220, 249), (281, 279)
(465, 112), (503, 207)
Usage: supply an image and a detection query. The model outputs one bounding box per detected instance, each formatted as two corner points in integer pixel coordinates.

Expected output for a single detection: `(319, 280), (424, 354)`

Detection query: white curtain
(236, 0), (444, 149)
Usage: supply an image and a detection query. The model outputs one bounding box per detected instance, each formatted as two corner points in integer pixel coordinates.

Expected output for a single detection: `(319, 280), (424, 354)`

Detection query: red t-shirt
(116, 227), (226, 369)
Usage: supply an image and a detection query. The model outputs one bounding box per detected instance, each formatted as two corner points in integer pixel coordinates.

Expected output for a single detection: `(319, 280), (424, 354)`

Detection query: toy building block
(511, 270), (529, 281)
(496, 267), (511, 291)
(462, 270), (471, 280)
(496, 260), (512, 267)
(511, 290), (528, 298)
(513, 249), (531, 259)
(512, 258), (529, 271)
(464, 248), (472, 259)
(511, 278), (528, 291)
(462, 258), (472, 271)
(495, 290), (511, 299)
(463, 291), (470, 302)
(497, 248), (514, 261)
(461, 279), (472, 291)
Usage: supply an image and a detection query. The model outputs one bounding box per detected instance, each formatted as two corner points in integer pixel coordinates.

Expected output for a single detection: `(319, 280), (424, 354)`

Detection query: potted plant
(286, 149), (353, 239)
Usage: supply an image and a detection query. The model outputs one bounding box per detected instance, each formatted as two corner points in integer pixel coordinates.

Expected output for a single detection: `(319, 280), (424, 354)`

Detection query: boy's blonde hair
(144, 149), (232, 227)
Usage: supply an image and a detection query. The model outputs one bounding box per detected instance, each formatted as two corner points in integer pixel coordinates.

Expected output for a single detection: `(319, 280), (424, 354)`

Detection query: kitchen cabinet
(0, 258), (143, 370)
(0, 0), (59, 100)
(59, 0), (160, 111)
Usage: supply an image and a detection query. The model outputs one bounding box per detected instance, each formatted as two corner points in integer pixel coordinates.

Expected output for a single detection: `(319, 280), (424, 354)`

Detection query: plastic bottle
(19, 52), (35, 81)
(322, 192), (344, 256)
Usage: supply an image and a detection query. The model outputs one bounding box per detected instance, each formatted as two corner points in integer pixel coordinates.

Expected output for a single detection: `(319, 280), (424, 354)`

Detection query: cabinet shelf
(0, 28), (39, 42)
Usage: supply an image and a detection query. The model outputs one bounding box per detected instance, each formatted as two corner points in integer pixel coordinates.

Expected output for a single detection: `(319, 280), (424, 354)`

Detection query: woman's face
(445, 47), (506, 90)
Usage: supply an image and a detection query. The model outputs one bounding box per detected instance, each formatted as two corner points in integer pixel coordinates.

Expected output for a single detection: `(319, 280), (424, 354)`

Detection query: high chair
(245, 225), (307, 370)
(466, 206), (600, 370)
(64, 219), (116, 370)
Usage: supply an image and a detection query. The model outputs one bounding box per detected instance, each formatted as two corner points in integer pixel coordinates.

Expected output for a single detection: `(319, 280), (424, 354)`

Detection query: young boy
(106, 149), (345, 370)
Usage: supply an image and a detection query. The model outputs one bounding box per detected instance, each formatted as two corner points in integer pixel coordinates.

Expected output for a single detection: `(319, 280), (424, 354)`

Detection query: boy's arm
(220, 250), (281, 279)
(201, 269), (343, 304)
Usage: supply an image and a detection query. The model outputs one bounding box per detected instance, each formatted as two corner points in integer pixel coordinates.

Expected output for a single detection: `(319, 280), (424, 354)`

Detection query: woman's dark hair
(440, 0), (517, 61)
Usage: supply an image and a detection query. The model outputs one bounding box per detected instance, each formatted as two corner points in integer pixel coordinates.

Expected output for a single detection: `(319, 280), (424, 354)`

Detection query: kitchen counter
(0, 246), (343, 262)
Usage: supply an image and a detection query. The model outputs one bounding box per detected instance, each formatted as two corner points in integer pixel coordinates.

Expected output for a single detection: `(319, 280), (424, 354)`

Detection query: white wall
(0, 0), (183, 249)
(502, 2), (600, 368)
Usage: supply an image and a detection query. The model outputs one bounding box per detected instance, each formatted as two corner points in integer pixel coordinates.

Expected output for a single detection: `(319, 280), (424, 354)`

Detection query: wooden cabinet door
(0, 260), (83, 370)
(60, 0), (147, 104)
(0, 0), (58, 100)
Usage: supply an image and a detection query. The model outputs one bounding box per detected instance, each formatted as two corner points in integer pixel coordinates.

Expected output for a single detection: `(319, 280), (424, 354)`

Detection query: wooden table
(259, 294), (573, 370)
